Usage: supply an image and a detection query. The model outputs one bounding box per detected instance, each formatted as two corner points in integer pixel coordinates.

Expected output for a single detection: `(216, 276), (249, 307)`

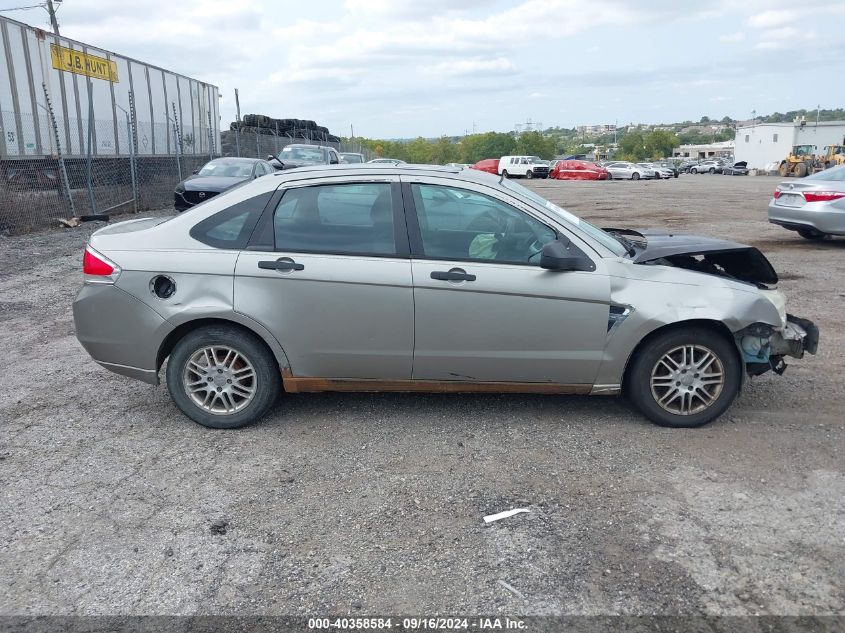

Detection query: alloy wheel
(650, 344), (725, 415)
(183, 345), (257, 415)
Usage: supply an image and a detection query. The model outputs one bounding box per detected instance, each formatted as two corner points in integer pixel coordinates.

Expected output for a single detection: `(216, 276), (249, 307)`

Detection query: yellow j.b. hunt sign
(50, 44), (119, 82)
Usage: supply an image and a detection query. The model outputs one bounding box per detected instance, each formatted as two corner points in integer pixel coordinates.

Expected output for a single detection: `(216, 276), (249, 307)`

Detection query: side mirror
(192, 168), (199, 175)
(266, 155), (275, 161)
(540, 239), (595, 272)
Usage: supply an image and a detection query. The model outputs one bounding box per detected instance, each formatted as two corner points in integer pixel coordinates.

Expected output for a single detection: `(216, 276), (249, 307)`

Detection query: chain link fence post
(41, 82), (75, 218)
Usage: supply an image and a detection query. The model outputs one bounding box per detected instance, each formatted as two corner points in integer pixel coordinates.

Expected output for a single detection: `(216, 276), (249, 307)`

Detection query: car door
(234, 176), (414, 379)
(401, 177), (611, 385)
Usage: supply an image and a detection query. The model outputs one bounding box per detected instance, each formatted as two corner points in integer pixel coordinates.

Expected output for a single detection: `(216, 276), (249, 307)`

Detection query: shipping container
(0, 15), (220, 159)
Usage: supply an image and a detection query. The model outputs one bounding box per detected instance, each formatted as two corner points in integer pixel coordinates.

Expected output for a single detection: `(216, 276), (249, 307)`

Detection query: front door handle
(431, 268), (476, 282)
(258, 257), (304, 272)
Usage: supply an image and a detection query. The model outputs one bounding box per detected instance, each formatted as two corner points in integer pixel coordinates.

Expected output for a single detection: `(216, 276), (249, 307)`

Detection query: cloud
(423, 58), (518, 77)
(719, 32), (744, 42)
(748, 9), (796, 29)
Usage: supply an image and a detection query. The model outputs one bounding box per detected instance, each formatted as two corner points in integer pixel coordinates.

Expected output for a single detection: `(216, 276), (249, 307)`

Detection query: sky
(9, 0), (845, 138)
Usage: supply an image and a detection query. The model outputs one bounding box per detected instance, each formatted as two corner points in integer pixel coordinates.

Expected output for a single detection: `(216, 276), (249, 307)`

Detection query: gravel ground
(0, 175), (842, 617)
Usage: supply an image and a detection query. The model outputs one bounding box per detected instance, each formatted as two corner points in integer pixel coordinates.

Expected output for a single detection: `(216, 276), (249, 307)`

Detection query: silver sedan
(768, 165), (845, 239)
(73, 165), (818, 429)
(605, 162), (649, 180)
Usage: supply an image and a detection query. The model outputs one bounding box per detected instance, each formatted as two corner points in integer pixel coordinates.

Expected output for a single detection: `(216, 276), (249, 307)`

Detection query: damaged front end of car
(734, 314), (819, 376)
(608, 228), (820, 378)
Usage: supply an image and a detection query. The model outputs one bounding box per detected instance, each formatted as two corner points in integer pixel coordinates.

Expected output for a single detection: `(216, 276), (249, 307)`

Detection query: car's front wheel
(632, 172), (640, 180)
(627, 327), (740, 428)
(166, 325), (281, 429)
(525, 170), (534, 179)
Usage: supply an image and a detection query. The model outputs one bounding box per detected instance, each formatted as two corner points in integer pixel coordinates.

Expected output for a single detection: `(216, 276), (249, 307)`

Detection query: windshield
(793, 145), (814, 155)
(528, 156), (546, 164)
(500, 179), (627, 256)
(340, 153), (364, 163)
(280, 146), (325, 163)
(197, 160), (253, 177)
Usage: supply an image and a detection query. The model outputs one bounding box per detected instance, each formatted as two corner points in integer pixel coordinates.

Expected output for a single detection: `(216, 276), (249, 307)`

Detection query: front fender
(592, 264), (783, 386)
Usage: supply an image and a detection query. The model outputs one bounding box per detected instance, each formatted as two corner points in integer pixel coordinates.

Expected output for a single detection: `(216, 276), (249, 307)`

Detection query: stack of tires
(230, 115), (338, 142)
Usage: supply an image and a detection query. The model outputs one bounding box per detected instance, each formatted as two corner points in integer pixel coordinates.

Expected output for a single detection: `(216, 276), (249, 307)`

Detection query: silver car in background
(638, 163), (673, 179)
(605, 161), (649, 180)
(73, 165), (818, 430)
(768, 165), (845, 239)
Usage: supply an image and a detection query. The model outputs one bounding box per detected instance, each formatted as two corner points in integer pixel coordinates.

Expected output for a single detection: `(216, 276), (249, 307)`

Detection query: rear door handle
(258, 257), (304, 272)
(431, 268), (476, 282)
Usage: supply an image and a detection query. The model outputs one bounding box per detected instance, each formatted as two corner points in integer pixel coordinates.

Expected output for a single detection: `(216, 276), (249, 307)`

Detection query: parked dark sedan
(174, 158), (275, 211)
(722, 161), (749, 176)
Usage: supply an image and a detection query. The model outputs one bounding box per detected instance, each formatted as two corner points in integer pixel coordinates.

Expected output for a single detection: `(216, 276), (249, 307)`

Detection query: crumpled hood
(610, 228), (779, 286)
(183, 175), (247, 191)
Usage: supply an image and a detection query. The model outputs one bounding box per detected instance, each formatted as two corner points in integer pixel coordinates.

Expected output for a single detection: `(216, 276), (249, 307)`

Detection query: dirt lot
(0, 174), (842, 617)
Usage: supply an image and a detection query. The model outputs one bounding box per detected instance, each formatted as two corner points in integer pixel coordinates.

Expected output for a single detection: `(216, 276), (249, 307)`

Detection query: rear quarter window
(189, 192), (274, 249)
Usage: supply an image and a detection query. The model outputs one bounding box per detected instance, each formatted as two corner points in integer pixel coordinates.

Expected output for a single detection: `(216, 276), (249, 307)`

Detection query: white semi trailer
(0, 14), (220, 159)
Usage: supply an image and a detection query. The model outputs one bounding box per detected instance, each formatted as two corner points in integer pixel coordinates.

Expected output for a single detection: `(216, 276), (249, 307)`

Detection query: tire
(691, 168), (698, 174)
(797, 228), (827, 240)
(525, 170), (534, 179)
(165, 325), (281, 429)
(795, 162), (808, 177)
(709, 168), (715, 174)
(632, 172), (640, 180)
(501, 170), (509, 178)
(778, 163), (789, 177)
(626, 326), (741, 428)
(607, 173), (613, 180)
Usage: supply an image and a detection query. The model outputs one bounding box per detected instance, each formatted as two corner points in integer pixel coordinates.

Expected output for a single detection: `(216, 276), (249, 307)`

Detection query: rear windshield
(805, 165), (845, 181)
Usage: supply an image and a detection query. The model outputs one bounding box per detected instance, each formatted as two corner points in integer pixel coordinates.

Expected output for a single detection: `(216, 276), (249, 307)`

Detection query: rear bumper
(767, 200), (845, 235)
(73, 283), (173, 385)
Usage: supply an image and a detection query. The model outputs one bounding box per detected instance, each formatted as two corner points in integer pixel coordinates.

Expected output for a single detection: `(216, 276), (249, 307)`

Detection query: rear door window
(273, 183), (397, 256)
(189, 192), (274, 249)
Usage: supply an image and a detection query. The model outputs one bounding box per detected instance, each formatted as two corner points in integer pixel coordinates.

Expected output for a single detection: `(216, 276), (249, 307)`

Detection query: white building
(734, 121), (845, 169)
(672, 141), (734, 159)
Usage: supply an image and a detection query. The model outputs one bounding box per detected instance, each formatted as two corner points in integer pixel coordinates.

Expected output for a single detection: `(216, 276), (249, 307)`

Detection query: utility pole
(816, 103), (820, 127)
(45, 0), (61, 36)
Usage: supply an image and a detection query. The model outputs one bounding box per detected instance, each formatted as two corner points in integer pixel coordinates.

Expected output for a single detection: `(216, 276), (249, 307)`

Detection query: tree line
(349, 128), (680, 164)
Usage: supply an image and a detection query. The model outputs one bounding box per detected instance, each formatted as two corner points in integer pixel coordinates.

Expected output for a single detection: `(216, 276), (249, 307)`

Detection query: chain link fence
(220, 128), (373, 161)
(0, 107), (215, 235)
(1, 111), (371, 234)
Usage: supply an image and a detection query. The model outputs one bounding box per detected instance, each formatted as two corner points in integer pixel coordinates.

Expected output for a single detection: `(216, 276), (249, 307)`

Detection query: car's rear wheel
(797, 228), (828, 240)
(166, 325), (281, 429)
(627, 327), (740, 428)
(709, 168), (715, 174)
(691, 168), (698, 174)
(632, 172), (640, 180)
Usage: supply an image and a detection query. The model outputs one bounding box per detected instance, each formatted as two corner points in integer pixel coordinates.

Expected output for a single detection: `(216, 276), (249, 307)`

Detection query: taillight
(802, 191), (845, 203)
(773, 190), (781, 198)
(82, 246), (120, 283)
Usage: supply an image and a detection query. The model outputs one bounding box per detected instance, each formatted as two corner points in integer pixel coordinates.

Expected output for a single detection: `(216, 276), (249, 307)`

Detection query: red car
(470, 158), (499, 175)
(550, 160), (609, 180)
